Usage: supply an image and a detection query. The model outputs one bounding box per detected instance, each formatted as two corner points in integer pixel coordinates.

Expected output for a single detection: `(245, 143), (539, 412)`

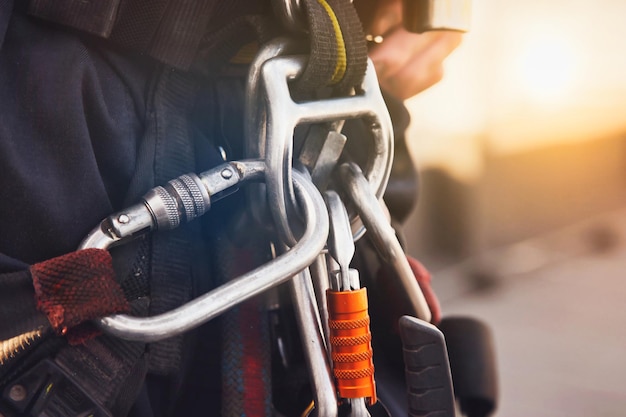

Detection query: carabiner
(338, 162), (432, 322)
(80, 161), (264, 249)
(79, 162), (329, 342)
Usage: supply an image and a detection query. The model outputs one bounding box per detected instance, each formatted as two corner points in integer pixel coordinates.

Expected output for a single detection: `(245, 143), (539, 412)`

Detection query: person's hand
(365, 0), (463, 100)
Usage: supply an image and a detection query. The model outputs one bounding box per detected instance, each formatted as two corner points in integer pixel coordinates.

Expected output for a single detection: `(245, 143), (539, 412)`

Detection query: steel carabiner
(79, 161), (329, 342)
(338, 162), (432, 322)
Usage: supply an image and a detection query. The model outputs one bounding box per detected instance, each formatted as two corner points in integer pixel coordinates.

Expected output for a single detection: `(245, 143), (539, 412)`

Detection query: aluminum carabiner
(338, 162), (432, 323)
(79, 162), (329, 342)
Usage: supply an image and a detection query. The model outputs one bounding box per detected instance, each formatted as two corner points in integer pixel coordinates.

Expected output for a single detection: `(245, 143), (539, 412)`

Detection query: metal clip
(80, 163), (329, 342)
(80, 161), (264, 249)
(325, 191), (376, 414)
(338, 162), (432, 322)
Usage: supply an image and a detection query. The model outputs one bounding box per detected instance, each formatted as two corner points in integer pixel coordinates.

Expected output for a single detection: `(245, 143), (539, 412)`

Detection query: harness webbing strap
(193, 13), (279, 75)
(0, 326), (147, 417)
(328, 0), (368, 94)
(291, 0), (338, 98)
(145, 68), (199, 376)
(292, 0), (367, 98)
(127, 0), (216, 70)
(0, 0), (13, 49)
(216, 235), (272, 417)
(27, 0), (220, 69)
(316, 0), (347, 84)
(28, 0), (120, 37)
(108, 0), (171, 53)
(54, 333), (147, 415)
(27, 0), (277, 71)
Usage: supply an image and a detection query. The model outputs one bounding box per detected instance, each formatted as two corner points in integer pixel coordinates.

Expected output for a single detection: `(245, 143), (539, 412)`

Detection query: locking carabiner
(80, 161), (264, 249)
(79, 161), (329, 342)
(338, 162), (432, 322)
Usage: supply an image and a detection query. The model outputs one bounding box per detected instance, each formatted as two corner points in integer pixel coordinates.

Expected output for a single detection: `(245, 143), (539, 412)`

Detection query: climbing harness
(72, 51), (433, 417)
(0, 0), (491, 416)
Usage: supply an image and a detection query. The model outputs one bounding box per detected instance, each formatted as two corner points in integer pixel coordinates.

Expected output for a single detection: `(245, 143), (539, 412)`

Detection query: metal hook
(80, 164), (329, 342)
(338, 162), (432, 322)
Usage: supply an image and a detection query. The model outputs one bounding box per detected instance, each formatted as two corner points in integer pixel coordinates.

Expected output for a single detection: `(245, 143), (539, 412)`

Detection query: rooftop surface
(431, 208), (626, 417)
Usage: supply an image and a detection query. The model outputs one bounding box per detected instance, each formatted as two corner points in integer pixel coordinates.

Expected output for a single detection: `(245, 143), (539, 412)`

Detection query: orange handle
(327, 288), (377, 404)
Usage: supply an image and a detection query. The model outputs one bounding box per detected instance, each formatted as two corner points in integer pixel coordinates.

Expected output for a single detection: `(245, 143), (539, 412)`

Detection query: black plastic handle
(399, 315), (456, 417)
(438, 317), (498, 417)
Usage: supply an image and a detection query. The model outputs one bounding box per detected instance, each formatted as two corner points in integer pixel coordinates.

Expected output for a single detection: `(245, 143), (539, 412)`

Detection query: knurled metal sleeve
(332, 350), (373, 363)
(327, 288), (377, 402)
(168, 178), (196, 222)
(329, 317), (370, 330)
(330, 333), (371, 346)
(153, 186), (180, 229)
(334, 366), (375, 380)
(178, 174), (207, 217)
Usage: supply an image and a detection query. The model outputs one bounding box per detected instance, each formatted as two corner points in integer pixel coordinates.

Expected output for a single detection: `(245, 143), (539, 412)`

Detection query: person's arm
(361, 0), (463, 100)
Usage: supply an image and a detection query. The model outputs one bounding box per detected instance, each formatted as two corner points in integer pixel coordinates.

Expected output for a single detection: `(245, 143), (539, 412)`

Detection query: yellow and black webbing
(291, 0), (368, 98)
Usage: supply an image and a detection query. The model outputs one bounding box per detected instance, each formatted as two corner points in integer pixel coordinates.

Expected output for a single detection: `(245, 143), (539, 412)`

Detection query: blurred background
(401, 0), (626, 415)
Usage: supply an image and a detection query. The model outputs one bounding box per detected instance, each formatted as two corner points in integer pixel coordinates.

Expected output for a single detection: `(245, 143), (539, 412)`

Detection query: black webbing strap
(142, 68), (199, 376)
(214, 232), (273, 417)
(27, 0), (367, 89)
(26, 0), (277, 71)
(291, 0), (368, 98)
(28, 0), (120, 37)
(0, 265), (147, 417)
(54, 332), (147, 415)
(329, 0), (368, 94)
(1, 323), (146, 417)
(0, 0), (13, 49)
(114, 0), (216, 70)
(290, 0), (339, 98)
(192, 13), (279, 76)
(27, 0), (221, 70)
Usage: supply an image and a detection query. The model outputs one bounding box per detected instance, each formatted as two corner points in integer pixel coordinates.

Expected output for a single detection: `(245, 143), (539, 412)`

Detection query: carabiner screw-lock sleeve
(80, 163), (250, 250)
(327, 287), (377, 404)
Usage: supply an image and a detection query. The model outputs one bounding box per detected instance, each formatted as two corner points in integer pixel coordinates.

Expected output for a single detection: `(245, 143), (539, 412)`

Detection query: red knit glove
(30, 248), (129, 344)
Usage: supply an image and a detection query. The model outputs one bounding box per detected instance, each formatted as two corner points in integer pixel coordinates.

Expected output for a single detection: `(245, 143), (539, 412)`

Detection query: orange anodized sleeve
(327, 287), (377, 404)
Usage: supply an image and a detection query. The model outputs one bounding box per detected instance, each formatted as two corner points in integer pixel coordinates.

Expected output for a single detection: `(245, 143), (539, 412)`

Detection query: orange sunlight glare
(406, 0), (626, 174)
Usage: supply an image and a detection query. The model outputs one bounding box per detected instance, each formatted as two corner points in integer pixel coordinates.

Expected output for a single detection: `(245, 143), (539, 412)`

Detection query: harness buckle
(2, 360), (111, 417)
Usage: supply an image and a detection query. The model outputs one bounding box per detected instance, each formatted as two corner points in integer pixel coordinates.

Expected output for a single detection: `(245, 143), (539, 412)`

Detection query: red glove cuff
(31, 248), (129, 344)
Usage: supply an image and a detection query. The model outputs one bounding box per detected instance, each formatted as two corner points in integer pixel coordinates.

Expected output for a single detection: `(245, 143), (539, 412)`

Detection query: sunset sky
(405, 0), (626, 179)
